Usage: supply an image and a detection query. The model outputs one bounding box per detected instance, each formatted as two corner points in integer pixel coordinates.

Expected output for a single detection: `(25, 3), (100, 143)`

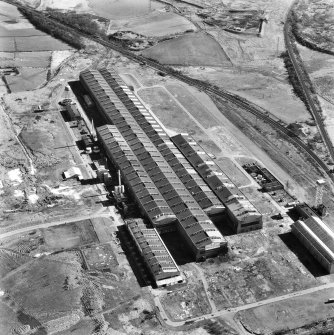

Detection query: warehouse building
(97, 124), (177, 230)
(98, 68), (225, 217)
(292, 216), (334, 273)
(81, 69), (227, 260)
(126, 218), (183, 287)
(171, 134), (262, 233)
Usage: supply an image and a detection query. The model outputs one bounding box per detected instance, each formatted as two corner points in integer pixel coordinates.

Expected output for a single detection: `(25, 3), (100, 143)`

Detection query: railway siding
(11, 0), (333, 181)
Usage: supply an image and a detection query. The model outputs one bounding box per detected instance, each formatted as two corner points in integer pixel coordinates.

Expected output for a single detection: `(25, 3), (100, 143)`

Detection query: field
(293, 0), (334, 53)
(43, 220), (99, 250)
(1, 255), (84, 327)
(15, 35), (71, 52)
(81, 243), (118, 270)
(142, 32), (231, 66)
(89, 0), (150, 19)
(0, 1), (72, 92)
(236, 288), (334, 333)
(137, 86), (206, 137)
(166, 83), (218, 129)
(109, 11), (196, 37)
(216, 157), (252, 188)
(200, 230), (319, 311)
(161, 282), (211, 321)
(6, 68), (47, 92)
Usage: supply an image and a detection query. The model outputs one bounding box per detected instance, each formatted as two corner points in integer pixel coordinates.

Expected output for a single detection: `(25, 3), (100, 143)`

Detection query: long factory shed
(126, 218), (183, 287)
(171, 134), (263, 233)
(292, 216), (334, 273)
(80, 68), (227, 260)
(97, 124), (176, 229)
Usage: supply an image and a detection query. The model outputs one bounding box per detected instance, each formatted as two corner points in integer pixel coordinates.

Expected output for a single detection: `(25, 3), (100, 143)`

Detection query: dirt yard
(200, 229), (319, 311)
(236, 287), (334, 334)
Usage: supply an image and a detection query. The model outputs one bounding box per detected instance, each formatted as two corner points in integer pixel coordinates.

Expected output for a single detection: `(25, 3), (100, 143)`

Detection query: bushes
(45, 9), (106, 38)
(19, 8), (84, 49)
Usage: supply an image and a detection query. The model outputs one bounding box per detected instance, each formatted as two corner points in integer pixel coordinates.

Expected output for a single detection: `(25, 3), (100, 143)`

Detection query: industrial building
(292, 216), (334, 273)
(126, 218), (183, 287)
(243, 163), (284, 192)
(99, 68), (225, 217)
(171, 134), (262, 233)
(81, 67), (227, 260)
(66, 102), (82, 121)
(97, 124), (177, 230)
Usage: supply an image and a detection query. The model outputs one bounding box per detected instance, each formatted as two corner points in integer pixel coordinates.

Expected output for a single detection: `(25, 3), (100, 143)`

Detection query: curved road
(155, 281), (334, 328)
(6, 0), (333, 182)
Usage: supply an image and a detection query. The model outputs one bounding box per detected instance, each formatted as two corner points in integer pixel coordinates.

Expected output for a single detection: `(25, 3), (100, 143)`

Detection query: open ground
(1, 0), (334, 334)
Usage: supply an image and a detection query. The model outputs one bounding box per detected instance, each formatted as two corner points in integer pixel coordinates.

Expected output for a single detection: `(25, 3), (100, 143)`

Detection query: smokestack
(118, 170), (122, 187)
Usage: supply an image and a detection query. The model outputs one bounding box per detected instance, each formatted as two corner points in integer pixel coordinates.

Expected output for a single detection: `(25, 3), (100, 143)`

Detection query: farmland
(0, 1), (72, 92)
(142, 32), (231, 66)
(108, 11), (196, 37)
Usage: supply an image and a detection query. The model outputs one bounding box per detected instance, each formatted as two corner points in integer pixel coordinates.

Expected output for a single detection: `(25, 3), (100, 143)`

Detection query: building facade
(292, 216), (334, 273)
(171, 134), (262, 233)
(126, 219), (183, 287)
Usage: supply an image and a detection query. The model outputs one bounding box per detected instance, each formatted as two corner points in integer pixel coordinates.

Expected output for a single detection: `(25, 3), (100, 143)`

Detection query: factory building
(294, 203), (318, 220)
(292, 216), (334, 273)
(126, 219), (183, 287)
(80, 68), (227, 260)
(171, 134), (262, 233)
(66, 103), (82, 121)
(97, 124), (177, 230)
(98, 68), (225, 217)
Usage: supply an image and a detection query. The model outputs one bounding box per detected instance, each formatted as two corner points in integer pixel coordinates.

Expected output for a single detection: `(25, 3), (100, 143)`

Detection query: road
(155, 281), (334, 328)
(6, 0), (333, 182)
(0, 210), (112, 240)
(284, 3), (334, 165)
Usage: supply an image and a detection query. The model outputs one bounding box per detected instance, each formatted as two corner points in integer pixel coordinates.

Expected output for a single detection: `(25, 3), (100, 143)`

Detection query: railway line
(6, 0), (333, 181)
(284, 5), (334, 167)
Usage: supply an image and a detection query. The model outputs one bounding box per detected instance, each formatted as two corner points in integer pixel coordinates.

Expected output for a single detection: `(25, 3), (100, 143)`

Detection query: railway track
(284, 5), (334, 167)
(6, 0), (333, 180)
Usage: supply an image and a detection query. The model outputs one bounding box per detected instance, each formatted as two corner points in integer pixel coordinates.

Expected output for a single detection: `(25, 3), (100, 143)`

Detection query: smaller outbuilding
(66, 103), (82, 121)
(63, 167), (83, 180)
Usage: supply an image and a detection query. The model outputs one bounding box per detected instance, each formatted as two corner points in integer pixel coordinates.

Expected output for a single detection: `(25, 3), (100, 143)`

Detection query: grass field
(237, 287), (334, 333)
(15, 36), (71, 52)
(89, 0), (150, 19)
(216, 157), (251, 188)
(0, 52), (51, 68)
(43, 220), (99, 250)
(1, 257), (83, 323)
(142, 32), (230, 66)
(115, 11), (196, 37)
(0, 37), (15, 52)
(6, 68), (47, 92)
(137, 86), (206, 136)
(166, 83), (218, 129)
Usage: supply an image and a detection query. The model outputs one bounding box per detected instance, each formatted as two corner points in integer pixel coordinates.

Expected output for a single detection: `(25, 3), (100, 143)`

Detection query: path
(0, 210), (112, 240)
(155, 281), (334, 328)
(191, 263), (217, 313)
